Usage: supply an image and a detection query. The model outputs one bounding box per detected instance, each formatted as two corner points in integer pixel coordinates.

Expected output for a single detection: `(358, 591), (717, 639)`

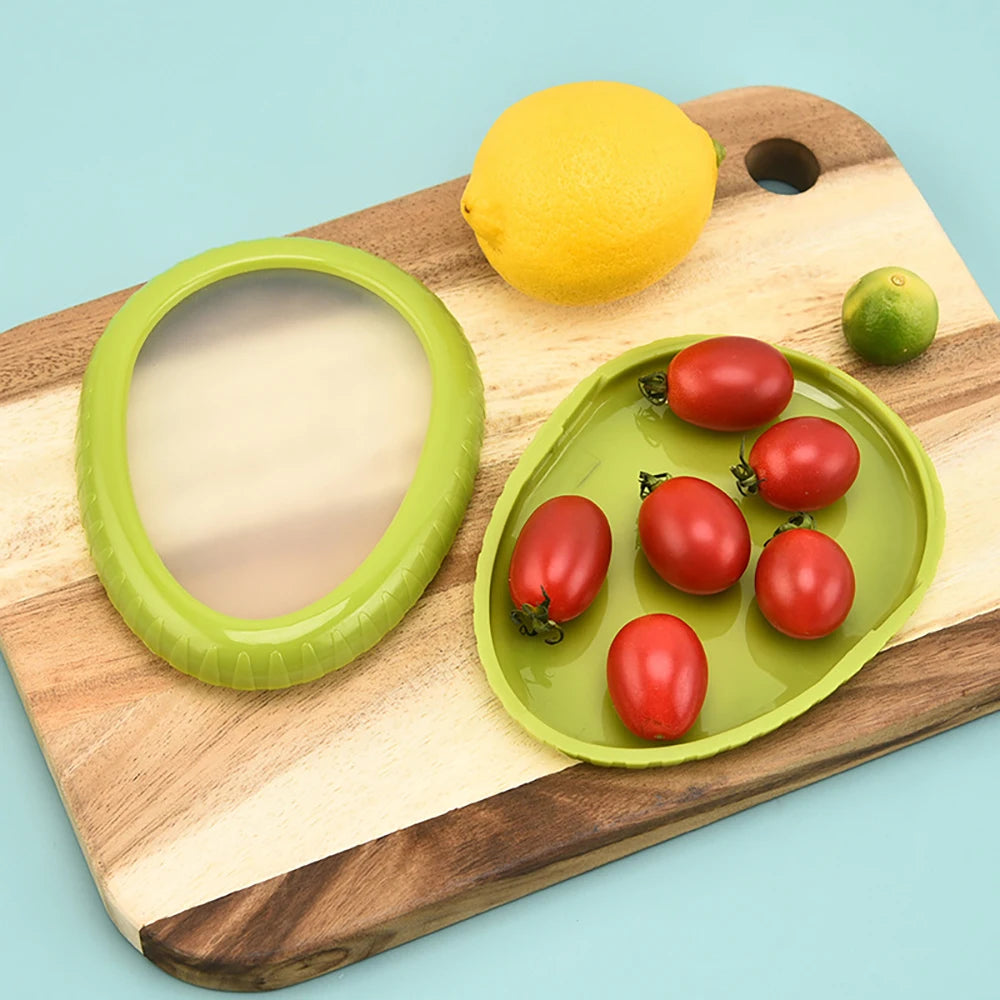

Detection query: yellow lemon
(460, 81), (722, 306)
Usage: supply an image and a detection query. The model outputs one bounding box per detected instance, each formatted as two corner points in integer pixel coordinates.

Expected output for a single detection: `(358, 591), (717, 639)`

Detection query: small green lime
(841, 267), (939, 365)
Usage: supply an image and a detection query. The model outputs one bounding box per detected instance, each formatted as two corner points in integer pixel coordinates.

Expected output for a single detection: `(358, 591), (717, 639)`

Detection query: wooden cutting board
(2, 86), (999, 992)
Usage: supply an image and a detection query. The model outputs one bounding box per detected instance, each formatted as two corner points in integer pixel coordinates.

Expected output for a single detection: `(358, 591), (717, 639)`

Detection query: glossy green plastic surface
(77, 237), (484, 690)
(474, 337), (945, 767)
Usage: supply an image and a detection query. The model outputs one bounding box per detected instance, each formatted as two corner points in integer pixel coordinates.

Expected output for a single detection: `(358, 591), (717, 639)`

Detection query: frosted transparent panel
(127, 269), (432, 619)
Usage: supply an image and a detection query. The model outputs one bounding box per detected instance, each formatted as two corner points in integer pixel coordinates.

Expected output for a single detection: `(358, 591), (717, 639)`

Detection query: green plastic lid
(77, 237), (484, 690)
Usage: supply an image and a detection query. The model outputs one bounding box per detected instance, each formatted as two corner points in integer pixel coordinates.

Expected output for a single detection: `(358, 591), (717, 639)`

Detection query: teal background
(2, 1), (998, 996)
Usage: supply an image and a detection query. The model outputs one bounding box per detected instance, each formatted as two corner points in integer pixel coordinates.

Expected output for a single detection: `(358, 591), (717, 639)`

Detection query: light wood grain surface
(1, 86), (998, 991)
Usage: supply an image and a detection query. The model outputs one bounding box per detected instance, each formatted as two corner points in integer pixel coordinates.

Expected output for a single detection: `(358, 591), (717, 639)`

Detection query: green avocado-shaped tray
(473, 336), (945, 768)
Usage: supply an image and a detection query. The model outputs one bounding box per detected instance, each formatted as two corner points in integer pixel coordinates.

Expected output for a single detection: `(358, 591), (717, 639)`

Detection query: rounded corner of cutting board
(137, 896), (359, 992)
(690, 83), (897, 171)
(137, 923), (258, 992)
(697, 82), (879, 123)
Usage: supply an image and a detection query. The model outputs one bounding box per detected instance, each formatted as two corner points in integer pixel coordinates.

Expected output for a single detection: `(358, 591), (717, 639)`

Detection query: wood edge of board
(138, 607), (1000, 992)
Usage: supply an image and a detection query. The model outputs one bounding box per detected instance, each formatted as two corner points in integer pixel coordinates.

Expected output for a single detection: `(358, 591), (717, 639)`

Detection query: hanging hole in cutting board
(127, 268), (432, 620)
(745, 137), (821, 194)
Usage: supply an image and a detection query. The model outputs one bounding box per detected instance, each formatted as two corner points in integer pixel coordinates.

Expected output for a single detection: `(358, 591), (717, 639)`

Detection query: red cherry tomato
(733, 416), (860, 511)
(509, 495), (612, 642)
(754, 519), (856, 639)
(638, 472), (751, 595)
(607, 614), (708, 740)
(638, 336), (794, 432)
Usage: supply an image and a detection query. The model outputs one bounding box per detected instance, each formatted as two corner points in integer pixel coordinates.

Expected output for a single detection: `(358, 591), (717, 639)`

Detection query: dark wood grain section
(0, 286), (136, 404)
(840, 320), (1000, 425)
(141, 607), (1000, 992)
(0, 87), (892, 406)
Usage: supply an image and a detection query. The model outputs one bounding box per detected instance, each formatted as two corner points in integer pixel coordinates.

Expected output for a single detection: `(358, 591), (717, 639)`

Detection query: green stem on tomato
(638, 470), (672, 499)
(764, 511), (817, 546)
(509, 586), (565, 645)
(730, 436), (761, 497)
(637, 371), (668, 406)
